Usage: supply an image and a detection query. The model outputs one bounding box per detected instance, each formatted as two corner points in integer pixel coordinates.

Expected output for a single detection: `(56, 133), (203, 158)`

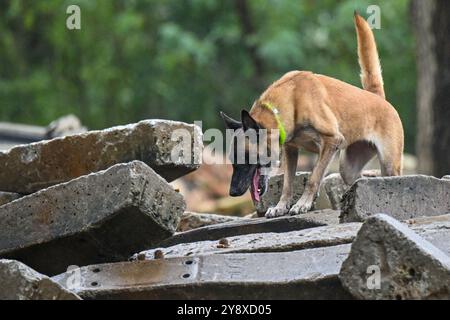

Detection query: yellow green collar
(261, 102), (286, 145)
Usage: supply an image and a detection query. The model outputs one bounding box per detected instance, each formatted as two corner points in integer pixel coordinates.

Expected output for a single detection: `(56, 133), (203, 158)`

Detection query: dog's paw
(265, 204), (290, 219)
(289, 199), (313, 216)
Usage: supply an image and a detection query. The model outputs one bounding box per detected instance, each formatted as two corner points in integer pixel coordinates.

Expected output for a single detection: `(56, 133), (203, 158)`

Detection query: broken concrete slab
(0, 161), (185, 275)
(54, 245), (353, 299)
(301, 209), (341, 225)
(314, 184), (332, 210)
(317, 172), (379, 210)
(177, 212), (244, 232)
(0, 191), (21, 207)
(318, 171), (380, 210)
(134, 222), (361, 260)
(255, 171), (352, 213)
(340, 214), (450, 299)
(0, 119), (202, 194)
(322, 173), (348, 210)
(340, 175), (450, 223)
(159, 209), (340, 247)
(404, 214), (450, 256)
(138, 213), (450, 261)
(0, 259), (80, 300)
(255, 172), (310, 216)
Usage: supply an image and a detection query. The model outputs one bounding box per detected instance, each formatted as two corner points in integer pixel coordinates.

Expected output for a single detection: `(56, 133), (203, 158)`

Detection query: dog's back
(256, 12), (403, 150)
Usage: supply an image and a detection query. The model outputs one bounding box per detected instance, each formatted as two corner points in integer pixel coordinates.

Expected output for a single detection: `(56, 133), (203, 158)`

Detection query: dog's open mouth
(250, 168), (268, 203)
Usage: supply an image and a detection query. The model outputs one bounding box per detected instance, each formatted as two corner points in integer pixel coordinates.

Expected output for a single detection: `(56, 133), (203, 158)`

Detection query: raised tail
(354, 11), (385, 99)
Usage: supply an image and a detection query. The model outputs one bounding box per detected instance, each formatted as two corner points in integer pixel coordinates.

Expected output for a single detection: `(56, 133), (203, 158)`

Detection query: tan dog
(221, 13), (404, 218)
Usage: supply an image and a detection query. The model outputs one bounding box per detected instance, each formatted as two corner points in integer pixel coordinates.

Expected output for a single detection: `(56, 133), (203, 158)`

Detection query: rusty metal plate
(53, 245), (353, 300)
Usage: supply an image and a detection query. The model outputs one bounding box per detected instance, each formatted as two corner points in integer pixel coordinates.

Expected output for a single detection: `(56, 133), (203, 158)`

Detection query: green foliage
(0, 0), (416, 152)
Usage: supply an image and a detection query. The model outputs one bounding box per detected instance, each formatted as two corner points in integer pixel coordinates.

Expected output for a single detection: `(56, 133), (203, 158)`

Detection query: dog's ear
(220, 111), (242, 130)
(241, 110), (259, 131)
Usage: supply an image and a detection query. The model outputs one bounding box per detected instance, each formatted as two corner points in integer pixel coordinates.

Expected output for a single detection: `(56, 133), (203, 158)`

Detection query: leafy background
(0, 0), (416, 152)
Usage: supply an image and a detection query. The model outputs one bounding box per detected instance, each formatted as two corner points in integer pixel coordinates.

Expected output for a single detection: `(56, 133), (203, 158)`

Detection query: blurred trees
(0, 0), (416, 152)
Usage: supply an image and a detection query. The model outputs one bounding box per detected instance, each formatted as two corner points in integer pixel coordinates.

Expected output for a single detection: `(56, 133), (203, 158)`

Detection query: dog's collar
(261, 102), (286, 145)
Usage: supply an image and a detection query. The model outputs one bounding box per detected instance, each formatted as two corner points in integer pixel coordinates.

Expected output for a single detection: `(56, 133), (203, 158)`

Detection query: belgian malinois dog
(221, 13), (404, 218)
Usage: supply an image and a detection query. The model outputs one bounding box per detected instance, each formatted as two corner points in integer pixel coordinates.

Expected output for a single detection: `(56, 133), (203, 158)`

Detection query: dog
(220, 12), (404, 218)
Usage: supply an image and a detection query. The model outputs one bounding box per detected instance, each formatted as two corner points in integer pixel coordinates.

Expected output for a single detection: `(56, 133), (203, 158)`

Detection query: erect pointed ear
(241, 109), (259, 131)
(220, 111), (242, 130)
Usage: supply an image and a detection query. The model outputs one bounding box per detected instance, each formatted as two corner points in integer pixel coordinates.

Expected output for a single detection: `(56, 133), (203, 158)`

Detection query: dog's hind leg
(376, 139), (403, 176)
(339, 141), (377, 185)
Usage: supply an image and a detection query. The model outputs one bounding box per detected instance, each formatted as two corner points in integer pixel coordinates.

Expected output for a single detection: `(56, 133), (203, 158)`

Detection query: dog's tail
(354, 11), (385, 99)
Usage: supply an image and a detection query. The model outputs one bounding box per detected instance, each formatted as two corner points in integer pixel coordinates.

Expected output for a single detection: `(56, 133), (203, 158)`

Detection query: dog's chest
(288, 126), (321, 153)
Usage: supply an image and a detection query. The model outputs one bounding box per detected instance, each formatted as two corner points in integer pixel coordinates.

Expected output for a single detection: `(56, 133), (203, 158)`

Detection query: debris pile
(1, 118), (449, 299)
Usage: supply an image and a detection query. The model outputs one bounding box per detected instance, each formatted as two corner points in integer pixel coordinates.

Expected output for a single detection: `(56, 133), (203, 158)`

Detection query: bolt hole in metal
(92, 268), (101, 273)
(91, 281), (99, 287)
(182, 273), (190, 279)
(184, 260), (193, 265)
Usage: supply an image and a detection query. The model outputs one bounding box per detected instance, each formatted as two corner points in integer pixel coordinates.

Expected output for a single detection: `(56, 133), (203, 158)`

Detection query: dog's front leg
(266, 145), (298, 218)
(290, 135), (342, 215)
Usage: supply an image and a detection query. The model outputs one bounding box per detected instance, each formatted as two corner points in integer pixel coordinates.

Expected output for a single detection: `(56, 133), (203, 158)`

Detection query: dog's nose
(229, 187), (244, 197)
(229, 189), (240, 197)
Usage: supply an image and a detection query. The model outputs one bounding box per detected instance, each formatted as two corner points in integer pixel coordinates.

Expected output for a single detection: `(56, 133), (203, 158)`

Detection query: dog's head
(220, 110), (271, 202)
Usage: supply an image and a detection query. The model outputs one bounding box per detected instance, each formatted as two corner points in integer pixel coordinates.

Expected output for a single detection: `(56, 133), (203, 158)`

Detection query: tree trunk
(411, 0), (450, 177)
(233, 0), (264, 85)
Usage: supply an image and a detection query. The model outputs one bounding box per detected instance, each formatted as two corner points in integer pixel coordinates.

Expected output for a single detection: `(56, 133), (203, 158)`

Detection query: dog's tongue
(251, 168), (261, 202)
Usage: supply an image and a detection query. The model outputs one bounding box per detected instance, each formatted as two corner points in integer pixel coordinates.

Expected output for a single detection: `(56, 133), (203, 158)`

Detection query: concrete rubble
(322, 173), (348, 210)
(177, 211), (244, 232)
(405, 214), (450, 255)
(0, 161), (185, 275)
(255, 172), (310, 215)
(256, 171), (350, 213)
(158, 209), (340, 247)
(0, 259), (80, 300)
(134, 222), (362, 259)
(0, 119), (202, 194)
(340, 175), (450, 222)
(1, 117), (450, 300)
(339, 214), (450, 299)
(134, 214), (450, 261)
(318, 170), (381, 210)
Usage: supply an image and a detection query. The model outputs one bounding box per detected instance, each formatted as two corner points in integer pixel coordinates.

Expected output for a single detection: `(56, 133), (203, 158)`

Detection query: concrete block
(0, 259), (80, 300)
(340, 175), (450, 222)
(0, 161), (185, 275)
(255, 172), (310, 215)
(339, 214), (450, 299)
(134, 222), (361, 260)
(0, 119), (202, 193)
(137, 213), (450, 262)
(322, 173), (348, 210)
(177, 212), (244, 232)
(160, 209), (340, 247)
